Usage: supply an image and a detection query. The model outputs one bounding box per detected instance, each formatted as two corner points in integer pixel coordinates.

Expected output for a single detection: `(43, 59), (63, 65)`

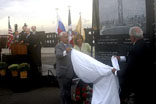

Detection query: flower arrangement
(18, 63), (30, 79)
(73, 83), (93, 104)
(0, 62), (7, 76)
(0, 62), (7, 70)
(8, 64), (19, 77)
(19, 63), (30, 71)
(8, 64), (19, 70)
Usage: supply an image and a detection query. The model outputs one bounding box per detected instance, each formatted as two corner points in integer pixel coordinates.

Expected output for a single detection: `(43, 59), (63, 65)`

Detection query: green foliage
(19, 63), (30, 71)
(8, 64), (19, 70)
(0, 62), (8, 70)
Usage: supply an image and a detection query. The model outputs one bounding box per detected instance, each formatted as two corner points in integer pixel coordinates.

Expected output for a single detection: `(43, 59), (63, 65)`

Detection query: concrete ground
(0, 48), (60, 104)
(0, 87), (60, 104)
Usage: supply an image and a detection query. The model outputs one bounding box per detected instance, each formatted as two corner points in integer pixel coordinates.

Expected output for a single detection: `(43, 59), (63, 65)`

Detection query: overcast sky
(99, 0), (146, 22)
(0, 0), (92, 34)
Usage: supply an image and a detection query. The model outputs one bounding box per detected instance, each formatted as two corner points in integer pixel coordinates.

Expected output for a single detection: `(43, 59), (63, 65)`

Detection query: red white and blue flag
(56, 12), (66, 35)
(57, 20), (66, 35)
(7, 16), (13, 49)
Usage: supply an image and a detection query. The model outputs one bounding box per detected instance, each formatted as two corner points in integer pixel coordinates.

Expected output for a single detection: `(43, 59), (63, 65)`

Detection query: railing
(0, 35), (9, 48)
(44, 33), (58, 47)
(0, 32), (59, 48)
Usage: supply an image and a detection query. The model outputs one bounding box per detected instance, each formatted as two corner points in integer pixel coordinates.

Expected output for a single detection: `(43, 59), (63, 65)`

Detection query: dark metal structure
(118, 0), (124, 25)
(44, 33), (58, 47)
(91, 0), (155, 65)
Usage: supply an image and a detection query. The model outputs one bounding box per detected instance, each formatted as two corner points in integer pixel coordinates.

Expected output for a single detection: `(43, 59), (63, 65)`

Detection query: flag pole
(56, 8), (59, 34)
(68, 6), (70, 13)
(79, 12), (81, 35)
(8, 16), (10, 32)
(68, 5), (71, 31)
(68, 6), (70, 32)
(8, 16), (11, 53)
(68, 5), (72, 32)
(56, 8), (59, 22)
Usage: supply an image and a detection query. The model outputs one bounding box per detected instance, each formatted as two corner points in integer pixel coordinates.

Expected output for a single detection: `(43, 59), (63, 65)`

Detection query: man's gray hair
(129, 26), (143, 39)
(58, 32), (67, 40)
(59, 32), (67, 37)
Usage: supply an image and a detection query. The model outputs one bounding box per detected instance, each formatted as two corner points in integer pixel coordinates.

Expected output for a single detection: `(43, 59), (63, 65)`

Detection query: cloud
(0, 0), (26, 19)
(0, 0), (92, 34)
(99, 0), (146, 22)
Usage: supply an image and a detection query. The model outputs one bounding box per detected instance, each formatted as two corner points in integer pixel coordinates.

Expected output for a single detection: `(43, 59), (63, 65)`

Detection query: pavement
(0, 87), (60, 104)
(0, 48), (61, 104)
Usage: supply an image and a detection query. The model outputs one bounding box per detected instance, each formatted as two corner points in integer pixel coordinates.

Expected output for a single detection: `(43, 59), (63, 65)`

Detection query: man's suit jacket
(25, 33), (36, 46)
(25, 33), (37, 64)
(55, 42), (74, 79)
(122, 39), (151, 92)
(19, 31), (27, 42)
(31, 31), (42, 66)
(31, 32), (41, 46)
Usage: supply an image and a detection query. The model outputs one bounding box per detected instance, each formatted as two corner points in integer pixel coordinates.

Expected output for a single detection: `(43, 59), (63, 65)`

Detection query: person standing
(13, 31), (20, 43)
(31, 26), (42, 70)
(0, 47), (1, 61)
(74, 34), (91, 56)
(55, 32), (74, 104)
(19, 26), (27, 43)
(113, 26), (153, 104)
(25, 28), (39, 79)
(73, 34), (92, 104)
(0, 37), (2, 61)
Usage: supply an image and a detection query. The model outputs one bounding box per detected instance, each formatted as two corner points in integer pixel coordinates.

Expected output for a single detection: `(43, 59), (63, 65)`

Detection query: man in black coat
(31, 26), (42, 67)
(0, 38), (1, 61)
(13, 31), (20, 43)
(113, 26), (153, 104)
(25, 28), (40, 78)
(19, 26), (27, 43)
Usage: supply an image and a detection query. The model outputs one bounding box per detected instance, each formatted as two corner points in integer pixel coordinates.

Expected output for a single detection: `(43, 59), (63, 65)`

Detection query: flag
(75, 15), (85, 41)
(68, 7), (74, 46)
(56, 12), (66, 35)
(92, 0), (99, 31)
(68, 8), (72, 31)
(57, 20), (66, 35)
(7, 16), (13, 49)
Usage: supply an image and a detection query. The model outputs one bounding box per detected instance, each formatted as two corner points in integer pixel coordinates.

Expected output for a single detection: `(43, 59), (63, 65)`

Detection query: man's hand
(112, 68), (117, 75)
(20, 40), (24, 44)
(66, 47), (72, 53)
(114, 56), (120, 61)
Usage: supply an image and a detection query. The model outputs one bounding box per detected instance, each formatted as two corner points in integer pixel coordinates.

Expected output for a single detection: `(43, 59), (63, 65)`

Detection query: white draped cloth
(71, 49), (120, 104)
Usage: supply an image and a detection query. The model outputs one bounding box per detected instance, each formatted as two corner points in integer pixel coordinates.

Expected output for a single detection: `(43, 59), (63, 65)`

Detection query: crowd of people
(55, 32), (93, 104)
(1, 25), (154, 104)
(12, 26), (42, 78)
(55, 26), (154, 104)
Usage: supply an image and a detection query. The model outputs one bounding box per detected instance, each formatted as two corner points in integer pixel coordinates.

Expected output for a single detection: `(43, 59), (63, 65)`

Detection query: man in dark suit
(55, 32), (74, 104)
(19, 26), (27, 43)
(13, 31), (20, 43)
(0, 37), (1, 61)
(25, 28), (39, 78)
(31, 26), (42, 72)
(113, 26), (153, 104)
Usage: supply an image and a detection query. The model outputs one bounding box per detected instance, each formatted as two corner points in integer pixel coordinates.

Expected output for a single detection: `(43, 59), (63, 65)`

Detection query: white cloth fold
(71, 49), (120, 104)
(111, 56), (120, 71)
(71, 49), (113, 83)
(120, 56), (126, 62)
